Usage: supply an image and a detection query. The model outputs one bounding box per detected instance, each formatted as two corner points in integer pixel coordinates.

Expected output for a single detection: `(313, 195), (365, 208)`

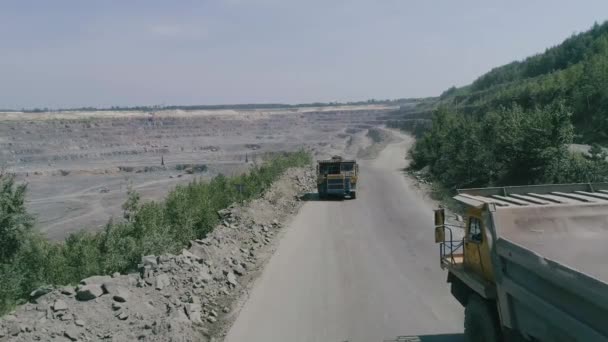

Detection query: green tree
(0, 174), (34, 263)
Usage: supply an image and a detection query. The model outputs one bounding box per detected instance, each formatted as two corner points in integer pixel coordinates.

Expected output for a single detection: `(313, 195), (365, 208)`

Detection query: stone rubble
(0, 166), (315, 342)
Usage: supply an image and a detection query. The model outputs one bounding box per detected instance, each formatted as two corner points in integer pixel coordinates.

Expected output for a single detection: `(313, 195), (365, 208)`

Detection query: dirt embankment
(0, 167), (316, 342)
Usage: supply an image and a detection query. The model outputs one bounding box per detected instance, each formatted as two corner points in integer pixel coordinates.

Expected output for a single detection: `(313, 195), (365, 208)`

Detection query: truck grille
(327, 178), (344, 189)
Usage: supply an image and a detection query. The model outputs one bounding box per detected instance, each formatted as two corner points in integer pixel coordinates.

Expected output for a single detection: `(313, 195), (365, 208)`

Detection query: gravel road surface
(224, 134), (464, 342)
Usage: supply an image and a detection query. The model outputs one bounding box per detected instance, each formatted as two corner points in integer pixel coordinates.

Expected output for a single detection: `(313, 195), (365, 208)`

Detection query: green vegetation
(0, 151), (311, 315)
(405, 21), (608, 191)
(411, 103), (608, 190)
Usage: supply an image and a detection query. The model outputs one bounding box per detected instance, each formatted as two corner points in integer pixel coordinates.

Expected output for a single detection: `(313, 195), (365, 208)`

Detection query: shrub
(0, 174), (34, 263)
(410, 103), (608, 190)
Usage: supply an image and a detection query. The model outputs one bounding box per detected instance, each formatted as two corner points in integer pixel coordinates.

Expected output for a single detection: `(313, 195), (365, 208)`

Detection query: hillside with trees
(442, 21), (608, 143)
(404, 21), (608, 191)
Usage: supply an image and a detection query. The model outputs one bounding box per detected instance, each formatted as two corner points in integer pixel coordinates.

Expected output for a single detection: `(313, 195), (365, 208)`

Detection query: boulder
(64, 328), (79, 341)
(7, 322), (20, 336)
(184, 304), (202, 323)
(115, 312), (129, 320)
(29, 286), (53, 300)
(197, 269), (212, 284)
(158, 254), (174, 264)
(226, 272), (238, 286)
(60, 286), (76, 296)
(181, 249), (201, 261)
(53, 299), (68, 312)
(76, 284), (104, 301)
(232, 265), (246, 276)
(141, 255), (158, 268)
(217, 208), (231, 218)
(102, 283), (130, 302)
(155, 274), (171, 290)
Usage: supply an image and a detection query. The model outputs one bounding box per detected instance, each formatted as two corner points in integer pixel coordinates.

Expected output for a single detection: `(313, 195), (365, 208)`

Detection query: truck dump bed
(493, 203), (608, 284)
(456, 183), (608, 341)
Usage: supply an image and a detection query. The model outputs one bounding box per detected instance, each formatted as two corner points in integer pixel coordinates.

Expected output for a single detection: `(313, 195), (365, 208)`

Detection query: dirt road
(224, 134), (464, 342)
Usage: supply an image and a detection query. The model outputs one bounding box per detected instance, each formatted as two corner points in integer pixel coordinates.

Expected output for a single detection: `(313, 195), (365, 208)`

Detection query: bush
(0, 174), (34, 263)
(411, 103), (608, 190)
(0, 150), (311, 315)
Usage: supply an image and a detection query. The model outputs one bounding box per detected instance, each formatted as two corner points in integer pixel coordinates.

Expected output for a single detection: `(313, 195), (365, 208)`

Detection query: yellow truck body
(316, 156), (358, 199)
(434, 183), (608, 341)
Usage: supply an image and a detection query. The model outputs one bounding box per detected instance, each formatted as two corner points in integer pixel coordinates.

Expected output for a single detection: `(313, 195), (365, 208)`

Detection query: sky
(1, 0), (608, 109)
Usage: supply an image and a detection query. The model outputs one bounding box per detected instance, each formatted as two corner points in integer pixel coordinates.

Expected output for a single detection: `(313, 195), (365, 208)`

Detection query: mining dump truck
(316, 156), (358, 199)
(434, 183), (608, 342)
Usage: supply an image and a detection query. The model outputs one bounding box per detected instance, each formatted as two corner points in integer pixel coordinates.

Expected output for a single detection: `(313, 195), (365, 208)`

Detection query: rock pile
(0, 167), (316, 342)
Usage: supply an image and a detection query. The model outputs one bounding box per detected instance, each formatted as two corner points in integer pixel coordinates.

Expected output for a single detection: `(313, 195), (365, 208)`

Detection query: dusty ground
(223, 132), (465, 342)
(0, 105), (396, 240)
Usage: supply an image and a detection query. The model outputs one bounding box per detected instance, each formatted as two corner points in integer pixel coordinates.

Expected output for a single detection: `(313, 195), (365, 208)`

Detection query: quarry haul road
(224, 134), (464, 342)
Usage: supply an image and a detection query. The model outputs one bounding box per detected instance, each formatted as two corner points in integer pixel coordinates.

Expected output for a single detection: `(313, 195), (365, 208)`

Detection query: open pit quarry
(0, 105), (395, 240)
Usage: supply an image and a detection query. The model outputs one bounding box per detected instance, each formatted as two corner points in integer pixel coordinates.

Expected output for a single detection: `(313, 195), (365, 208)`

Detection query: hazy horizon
(1, 0), (608, 109)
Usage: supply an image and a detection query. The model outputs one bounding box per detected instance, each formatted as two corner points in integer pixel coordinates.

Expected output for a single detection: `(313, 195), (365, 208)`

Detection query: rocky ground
(0, 166), (316, 342)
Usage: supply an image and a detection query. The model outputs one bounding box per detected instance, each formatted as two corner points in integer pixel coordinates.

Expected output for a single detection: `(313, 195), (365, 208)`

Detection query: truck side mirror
(434, 208), (445, 243)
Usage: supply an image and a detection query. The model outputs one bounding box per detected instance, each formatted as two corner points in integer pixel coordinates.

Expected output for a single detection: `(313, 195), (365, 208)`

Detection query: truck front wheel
(464, 294), (501, 342)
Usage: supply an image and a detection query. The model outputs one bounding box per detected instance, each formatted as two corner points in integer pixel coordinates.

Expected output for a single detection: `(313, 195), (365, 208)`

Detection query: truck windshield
(341, 163), (354, 172)
(319, 163), (341, 174)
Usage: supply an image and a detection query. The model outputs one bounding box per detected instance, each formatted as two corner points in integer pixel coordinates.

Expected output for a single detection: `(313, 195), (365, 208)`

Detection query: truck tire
(449, 274), (471, 307)
(350, 191), (356, 199)
(464, 294), (501, 342)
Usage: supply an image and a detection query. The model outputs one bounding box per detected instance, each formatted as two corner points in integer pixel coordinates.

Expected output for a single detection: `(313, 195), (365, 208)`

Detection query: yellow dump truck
(434, 183), (608, 342)
(316, 156), (358, 199)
